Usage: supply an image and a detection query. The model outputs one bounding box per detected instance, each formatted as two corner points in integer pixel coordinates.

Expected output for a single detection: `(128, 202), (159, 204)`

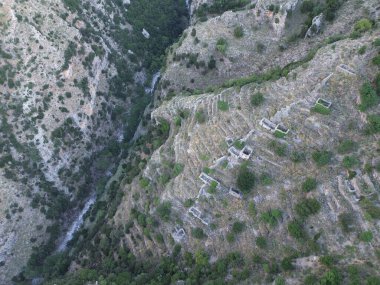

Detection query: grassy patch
(269, 140), (287, 156)
(295, 198), (321, 219)
(311, 104), (331, 115)
(337, 140), (357, 154)
(250, 92), (265, 107)
(301, 177), (317, 192)
(359, 83), (378, 111)
(312, 150), (332, 167)
(217, 100), (229, 111)
(237, 164), (255, 194)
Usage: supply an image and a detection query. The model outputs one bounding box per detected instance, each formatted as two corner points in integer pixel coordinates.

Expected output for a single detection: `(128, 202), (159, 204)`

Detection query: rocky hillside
(0, 0), (187, 283)
(40, 0), (380, 284)
(2, 0), (380, 284)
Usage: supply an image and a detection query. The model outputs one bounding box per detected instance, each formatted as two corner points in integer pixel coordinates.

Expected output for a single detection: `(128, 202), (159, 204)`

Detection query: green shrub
(173, 163), (184, 177)
(342, 156), (359, 169)
(281, 257), (295, 271)
(290, 151), (306, 163)
(156, 202), (171, 221)
(184, 199), (194, 208)
(311, 104), (331, 115)
(233, 26), (244, 38)
(300, 178), (316, 194)
(300, 0), (314, 13)
(216, 38), (228, 54)
(320, 255), (335, 267)
(217, 100), (229, 111)
(261, 209), (282, 227)
(312, 150), (332, 167)
(288, 220), (306, 240)
(358, 46), (367, 55)
(365, 114), (380, 135)
(337, 140), (357, 154)
(250, 92), (265, 106)
(139, 178), (150, 188)
(338, 212), (355, 233)
(248, 201), (257, 217)
(366, 276), (380, 285)
(207, 181), (218, 194)
(232, 221), (245, 234)
(354, 18), (372, 33)
(295, 198), (321, 218)
(195, 109), (207, 123)
(256, 236), (267, 249)
(319, 269), (342, 285)
(237, 164), (256, 194)
(360, 198), (380, 220)
(359, 231), (373, 242)
(374, 55), (380, 66)
(233, 140), (245, 150)
(359, 82), (378, 111)
(226, 232), (235, 243)
(191, 227), (206, 239)
(256, 42), (266, 53)
(269, 140), (287, 156)
(260, 173), (273, 185)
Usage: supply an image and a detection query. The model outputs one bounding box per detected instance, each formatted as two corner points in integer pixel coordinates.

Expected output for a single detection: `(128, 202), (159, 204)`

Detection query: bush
(359, 231), (373, 242)
(320, 255), (335, 267)
(256, 42), (266, 53)
(256, 236), (267, 249)
(358, 46), (367, 55)
(354, 18), (372, 33)
(269, 140), (287, 157)
(191, 227), (206, 239)
(312, 150), (332, 166)
(359, 82), (378, 111)
(250, 92), (265, 107)
(156, 202), (171, 221)
(237, 164), (256, 194)
(337, 140), (357, 154)
(288, 220), (306, 240)
(342, 156), (359, 169)
(290, 151), (306, 163)
(338, 213), (355, 233)
(281, 257), (295, 271)
(261, 209), (282, 227)
(295, 198), (321, 218)
(360, 198), (380, 220)
(232, 221), (245, 234)
(302, 177), (317, 192)
(184, 199), (194, 208)
(216, 38), (228, 54)
(208, 57), (216, 69)
(233, 26), (244, 38)
(217, 100), (229, 111)
(300, 0), (314, 14)
(173, 163), (184, 177)
(365, 115), (380, 135)
(260, 173), (273, 186)
(195, 109), (207, 124)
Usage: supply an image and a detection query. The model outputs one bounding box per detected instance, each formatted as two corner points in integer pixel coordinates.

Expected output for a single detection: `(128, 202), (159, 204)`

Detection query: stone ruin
(316, 98), (332, 109)
(228, 188), (243, 199)
(188, 206), (209, 226)
(172, 226), (186, 242)
(336, 64), (356, 75)
(260, 118), (289, 136)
